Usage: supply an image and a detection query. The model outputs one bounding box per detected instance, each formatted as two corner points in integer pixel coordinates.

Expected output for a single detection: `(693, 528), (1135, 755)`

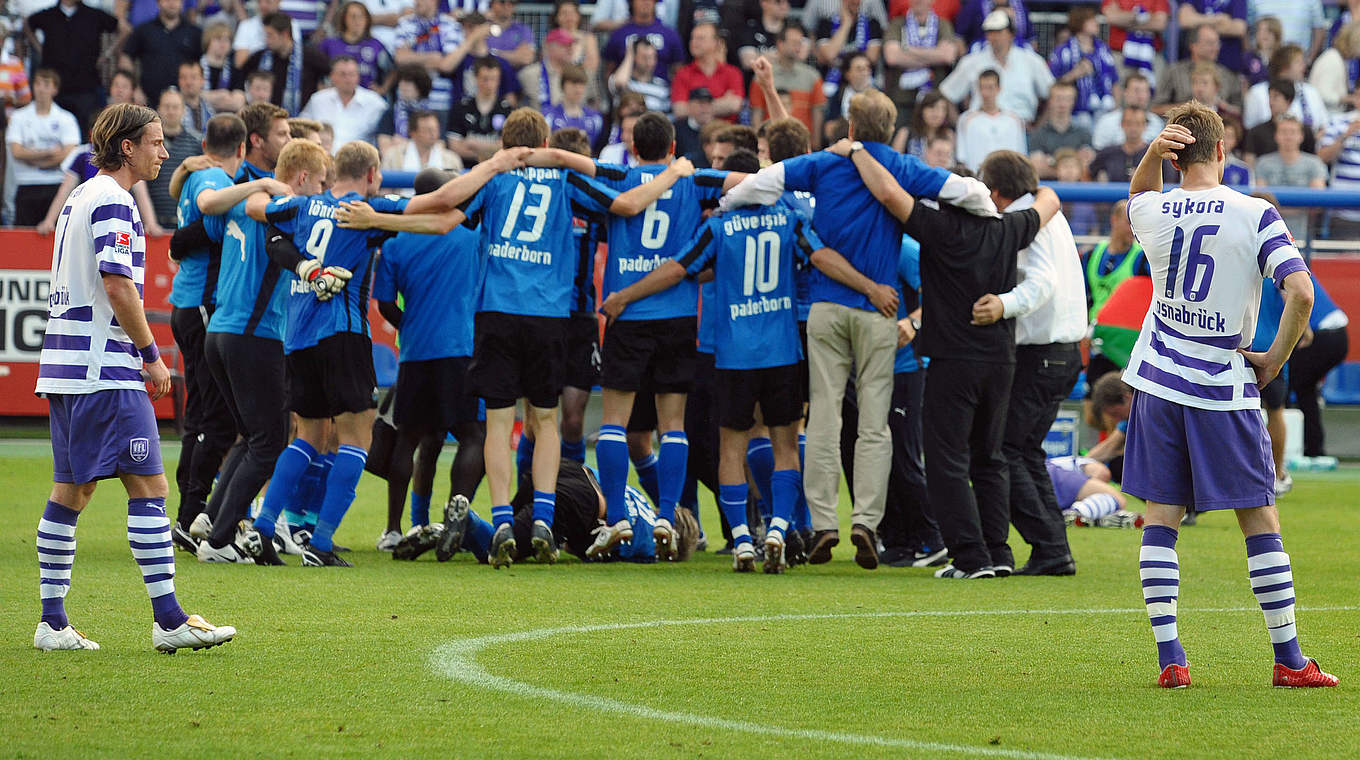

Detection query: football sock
(769, 469), (800, 541)
(128, 497), (188, 631)
(561, 437), (586, 463)
(746, 437), (775, 518)
(409, 491), (432, 527)
(1140, 524), (1187, 669)
(301, 453), (333, 532)
(37, 500), (79, 630)
(630, 451), (660, 505)
(491, 504), (514, 529)
(719, 484), (751, 546)
(1245, 532), (1307, 669)
(310, 445), (366, 553)
(657, 431), (688, 522)
(253, 438), (316, 538)
(793, 433), (810, 531)
(1071, 492), (1120, 522)
(597, 425), (629, 524)
(516, 436), (535, 490)
(464, 511), (494, 563)
(532, 490), (556, 526)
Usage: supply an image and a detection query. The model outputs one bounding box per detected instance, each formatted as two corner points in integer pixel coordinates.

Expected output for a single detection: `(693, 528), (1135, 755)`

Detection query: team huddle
(29, 89), (1339, 689)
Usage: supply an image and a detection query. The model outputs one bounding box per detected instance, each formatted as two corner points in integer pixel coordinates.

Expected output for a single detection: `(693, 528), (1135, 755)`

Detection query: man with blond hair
(722, 88), (994, 569)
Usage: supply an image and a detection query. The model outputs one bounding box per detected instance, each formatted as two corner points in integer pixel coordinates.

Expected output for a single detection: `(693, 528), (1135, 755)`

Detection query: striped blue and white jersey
(1124, 185), (1309, 411)
(1319, 114), (1360, 223)
(37, 174), (149, 395)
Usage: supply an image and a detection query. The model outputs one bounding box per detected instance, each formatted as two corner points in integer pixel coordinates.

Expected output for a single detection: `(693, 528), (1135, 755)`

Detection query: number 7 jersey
(266, 191), (408, 353)
(1124, 185), (1309, 411)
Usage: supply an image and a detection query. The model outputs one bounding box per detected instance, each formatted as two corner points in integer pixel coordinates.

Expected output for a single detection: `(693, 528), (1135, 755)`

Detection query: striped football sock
(1245, 532), (1307, 670)
(719, 483), (751, 547)
(1072, 492), (1120, 522)
(37, 500), (79, 630)
(128, 498), (188, 631)
(1140, 524), (1187, 669)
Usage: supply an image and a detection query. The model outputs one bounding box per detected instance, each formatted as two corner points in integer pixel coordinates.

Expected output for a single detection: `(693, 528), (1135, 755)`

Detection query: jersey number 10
(1164, 224), (1218, 303)
(743, 231), (780, 297)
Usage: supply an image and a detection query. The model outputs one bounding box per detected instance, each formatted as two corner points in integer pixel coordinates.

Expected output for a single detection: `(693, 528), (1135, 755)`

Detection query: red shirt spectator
(892, 0), (959, 21)
(671, 21), (746, 123)
(1103, 0), (1170, 53)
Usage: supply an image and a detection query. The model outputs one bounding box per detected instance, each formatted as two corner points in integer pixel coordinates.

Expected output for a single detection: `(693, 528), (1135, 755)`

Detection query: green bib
(1086, 241), (1143, 324)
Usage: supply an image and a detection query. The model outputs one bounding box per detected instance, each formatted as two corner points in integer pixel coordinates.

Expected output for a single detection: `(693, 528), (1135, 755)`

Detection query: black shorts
(564, 313), (601, 391)
(286, 332), (378, 419)
(601, 317), (697, 394)
(716, 363), (804, 431)
(798, 320), (810, 405)
(393, 355), (481, 434)
(1261, 374), (1287, 410)
(468, 312), (566, 409)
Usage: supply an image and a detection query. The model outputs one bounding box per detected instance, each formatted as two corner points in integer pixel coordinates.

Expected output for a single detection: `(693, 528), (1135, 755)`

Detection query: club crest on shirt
(129, 437), (150, 463)
(114, 231), (132, 255)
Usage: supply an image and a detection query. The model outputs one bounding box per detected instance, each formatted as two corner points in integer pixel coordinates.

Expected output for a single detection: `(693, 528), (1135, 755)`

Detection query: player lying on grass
(396, 459), (699, 565)
(1044, 456), (1141, 528)
(1124, 104), (1335, 689)
(34, 104), (234, 653)
(337, 108), (694, 569)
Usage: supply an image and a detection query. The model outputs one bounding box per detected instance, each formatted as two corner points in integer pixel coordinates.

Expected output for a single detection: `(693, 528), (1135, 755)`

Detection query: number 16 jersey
(266, 191), (408, 353)
(1125, 185), (1308, 411)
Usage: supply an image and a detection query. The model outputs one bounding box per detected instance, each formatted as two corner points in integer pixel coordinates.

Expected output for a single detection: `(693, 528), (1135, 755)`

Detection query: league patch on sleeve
(114, 231), (132, 255)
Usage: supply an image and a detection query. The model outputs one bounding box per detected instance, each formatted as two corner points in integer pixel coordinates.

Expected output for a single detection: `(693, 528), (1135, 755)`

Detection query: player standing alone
(34, 103), (235, 652)
(1123, 102), (1337, 688)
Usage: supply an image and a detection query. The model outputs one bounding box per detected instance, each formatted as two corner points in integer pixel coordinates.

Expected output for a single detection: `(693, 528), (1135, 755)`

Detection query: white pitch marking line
(429, 606), (1357, 760)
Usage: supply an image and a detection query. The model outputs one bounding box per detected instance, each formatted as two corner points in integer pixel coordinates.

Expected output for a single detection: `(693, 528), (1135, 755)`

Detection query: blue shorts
(48, 389), (164, 484)
(1045, 459), (1091, 510)
(1122, 391), (1275, 511)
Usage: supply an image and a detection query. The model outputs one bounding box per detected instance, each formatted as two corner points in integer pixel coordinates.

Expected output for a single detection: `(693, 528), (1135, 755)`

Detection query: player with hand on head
(1122, 104), (1336, 689)
(34, 103), (235, 653)
(603, 147), (839, 573)
(337, 107), (687, 568)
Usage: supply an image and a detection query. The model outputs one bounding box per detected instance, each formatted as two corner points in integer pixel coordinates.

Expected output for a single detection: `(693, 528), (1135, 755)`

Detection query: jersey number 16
(1164, 224), (1218, 303)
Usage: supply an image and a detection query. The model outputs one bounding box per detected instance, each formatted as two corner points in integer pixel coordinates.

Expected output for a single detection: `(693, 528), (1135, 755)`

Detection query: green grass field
(2, 439), (1357, 760)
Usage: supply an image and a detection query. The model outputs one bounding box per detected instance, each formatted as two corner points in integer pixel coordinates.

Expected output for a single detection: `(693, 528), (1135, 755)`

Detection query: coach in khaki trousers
(722, 90), (996, 568)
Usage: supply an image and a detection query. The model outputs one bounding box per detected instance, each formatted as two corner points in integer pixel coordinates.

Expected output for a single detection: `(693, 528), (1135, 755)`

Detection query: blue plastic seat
(1322, 362), (1360, 405)
(372, 343), (399, 388)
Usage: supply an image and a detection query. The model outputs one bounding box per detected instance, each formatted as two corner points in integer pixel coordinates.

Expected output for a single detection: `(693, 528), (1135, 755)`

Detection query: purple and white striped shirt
(1124, 185), (1308, 411)
(36, 174), (149, 396)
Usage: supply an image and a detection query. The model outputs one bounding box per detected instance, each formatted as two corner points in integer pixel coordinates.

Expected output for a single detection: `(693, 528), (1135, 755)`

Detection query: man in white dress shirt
(300, 56), (388, 151)
(971, 149), (1087, 577)
(938, 10), (1052, 123)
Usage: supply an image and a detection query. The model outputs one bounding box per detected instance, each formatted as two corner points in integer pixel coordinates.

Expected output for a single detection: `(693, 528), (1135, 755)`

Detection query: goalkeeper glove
(313, 266), (352, 301)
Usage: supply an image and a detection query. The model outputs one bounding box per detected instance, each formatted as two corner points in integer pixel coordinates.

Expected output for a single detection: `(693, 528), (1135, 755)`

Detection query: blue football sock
(1140, 524), (1187, 669)
(657, 431), (688, 522)
(303, 453), (333, 532)
(597, 424), (629, 524)
(1245, 532), (1307, 669)
(516, 436), (535, 491)
(254, 438), (317, 537)
(532, 490), (555, 525)
(310, 445), (366, 553)
(719, 483), (751, 546)
(37, 500), (79, 630)
(464, 511), (494, 563)
(409, 491), (432, 527)
(128, 497), (188, 630)
(561, 437), (586, 463)
(490, 504), (513, 529)
(769, 469), (800, 539)
(631, 451), (660, 505)
(746, 437), (775, 519)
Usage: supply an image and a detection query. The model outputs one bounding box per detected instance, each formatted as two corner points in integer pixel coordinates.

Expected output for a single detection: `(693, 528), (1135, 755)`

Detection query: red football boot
(1273, 658), (1339, 688)
(1158, 663), (1191, 689)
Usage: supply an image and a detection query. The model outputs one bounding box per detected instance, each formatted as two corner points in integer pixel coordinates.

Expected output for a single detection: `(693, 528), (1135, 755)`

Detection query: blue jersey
(782, 144), (951, 312)
(170, 167), (233, 308)
(895, 235), (927, 374)
(594, 163), (728, 321)
(697, 279), (716, 355)
(463, 167), (618, 318)
(778, 190), (816, 322)
(372, 226), (480, 361)
(677, 205), (819, 370)
(266, 191), (408, 353)
(204, 198), (289, 340)
(569, 215), (607, 315)
(235, 160), (272, 183)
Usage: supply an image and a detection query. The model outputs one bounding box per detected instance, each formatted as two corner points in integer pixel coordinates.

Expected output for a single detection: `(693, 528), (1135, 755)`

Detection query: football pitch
(1, 439), (1357, 760)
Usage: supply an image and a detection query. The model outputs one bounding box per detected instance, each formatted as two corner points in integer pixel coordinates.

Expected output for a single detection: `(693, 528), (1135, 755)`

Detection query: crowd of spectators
(0, 0), (1358, 238)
